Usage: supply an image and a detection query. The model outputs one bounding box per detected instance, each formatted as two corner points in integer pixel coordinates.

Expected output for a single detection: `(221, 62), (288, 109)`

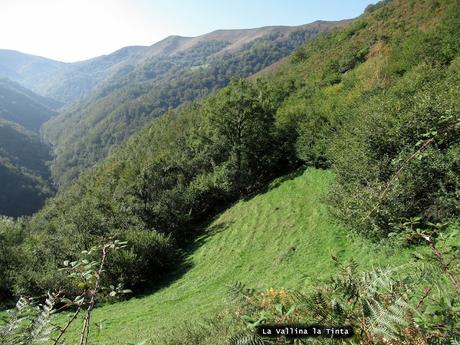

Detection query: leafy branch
(54, 239), (129, 345)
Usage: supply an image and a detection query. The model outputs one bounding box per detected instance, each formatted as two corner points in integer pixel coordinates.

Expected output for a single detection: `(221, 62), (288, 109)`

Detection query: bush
(104, 228), (177, 290)
(0, 218), (23, 305)
(329, 66), (460, 238)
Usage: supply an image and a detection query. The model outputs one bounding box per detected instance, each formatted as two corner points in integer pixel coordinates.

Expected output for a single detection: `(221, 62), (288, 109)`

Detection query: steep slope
(57, 169), (416, 344)
(42, 20), (349, 186)
(0, 120), (52, 217)
(0, 78), (59, 131)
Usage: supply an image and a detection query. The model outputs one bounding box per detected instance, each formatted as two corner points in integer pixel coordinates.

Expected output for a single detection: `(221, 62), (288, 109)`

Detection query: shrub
(104, 228), (176, 290)
(0, 218), (23, 305)
(329, 66), (460, 238)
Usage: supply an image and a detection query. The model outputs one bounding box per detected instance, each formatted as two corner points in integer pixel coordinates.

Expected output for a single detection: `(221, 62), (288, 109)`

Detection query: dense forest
(0, 0), (459, 344)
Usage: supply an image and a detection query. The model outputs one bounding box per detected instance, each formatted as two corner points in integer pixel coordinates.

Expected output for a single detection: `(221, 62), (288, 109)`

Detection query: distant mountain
(0, 78), (60, 131)
(1, 22), (349, 105)
(0, 47), (148, 103)
(0, 119), (53, 217)
(40, 20), (350, 186)
(0, 50), (66, 97)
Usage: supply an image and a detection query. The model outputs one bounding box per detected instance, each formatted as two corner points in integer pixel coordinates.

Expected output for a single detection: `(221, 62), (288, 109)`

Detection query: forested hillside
(0, 21), (347, 218)
(0, 78), (57, 216)
(0, 120), (52, 217)
(41, 20), (348, 187)
(0, 0), (459, 344)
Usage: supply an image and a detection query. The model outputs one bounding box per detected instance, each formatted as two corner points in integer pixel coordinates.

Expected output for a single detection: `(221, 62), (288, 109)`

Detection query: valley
(0, 0), (459, 344)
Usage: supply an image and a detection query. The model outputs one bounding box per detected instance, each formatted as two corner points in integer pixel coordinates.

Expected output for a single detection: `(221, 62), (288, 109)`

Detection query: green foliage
(262, 0), (460, 240)
(104, 229), (176, 289)
(0, 218), (23, 304)
(226, 246), (459, 344)
(0, 79), (55, 217)
(13, 216), (174, 297)
(329, 65), (460, 238)
(389, 7), (460, 75)
(7, 0), (460, 310)
(202, 79), (281, 193)
(1, 240), (132, 345)
(2, 1), (460, 344)
(56, 240), (131, 345)
(0, 120), (53, 217)
(9, 77), (297, 296)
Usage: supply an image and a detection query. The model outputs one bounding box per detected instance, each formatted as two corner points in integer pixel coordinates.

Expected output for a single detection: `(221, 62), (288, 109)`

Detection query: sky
(0, 0), (376, 63)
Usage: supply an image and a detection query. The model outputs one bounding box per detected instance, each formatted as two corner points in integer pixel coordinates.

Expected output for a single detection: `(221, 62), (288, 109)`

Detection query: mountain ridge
(146, 20), (352, 57)
(0, 20), (351, 104)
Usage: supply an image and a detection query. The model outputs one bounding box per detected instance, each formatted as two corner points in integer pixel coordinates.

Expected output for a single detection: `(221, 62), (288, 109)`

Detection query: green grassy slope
(58, 169), (414, 344)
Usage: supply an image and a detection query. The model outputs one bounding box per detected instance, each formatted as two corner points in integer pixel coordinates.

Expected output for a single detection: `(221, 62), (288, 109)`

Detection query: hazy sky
(0, 0), (376, 62)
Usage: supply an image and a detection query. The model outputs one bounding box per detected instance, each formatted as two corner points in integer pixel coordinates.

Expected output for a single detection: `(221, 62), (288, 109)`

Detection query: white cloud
(0, 0), (173, 62)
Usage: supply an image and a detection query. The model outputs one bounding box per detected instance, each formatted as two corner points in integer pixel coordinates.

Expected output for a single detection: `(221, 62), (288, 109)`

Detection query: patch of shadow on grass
(133, 219), (235, 298)
(205, 220), (235, 236)
(118, 168), (307, 300)
(242, 167), (306, 202)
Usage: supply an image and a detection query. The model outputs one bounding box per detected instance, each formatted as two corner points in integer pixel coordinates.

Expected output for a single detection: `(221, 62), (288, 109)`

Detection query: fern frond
(0, 294), (58, 345)
(368, 297), (411, 340)
(28, 292), (58, 343)
(227, 281), (255, 304)
(306, 292), (330, 322)
(229, 333), (266, 345)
